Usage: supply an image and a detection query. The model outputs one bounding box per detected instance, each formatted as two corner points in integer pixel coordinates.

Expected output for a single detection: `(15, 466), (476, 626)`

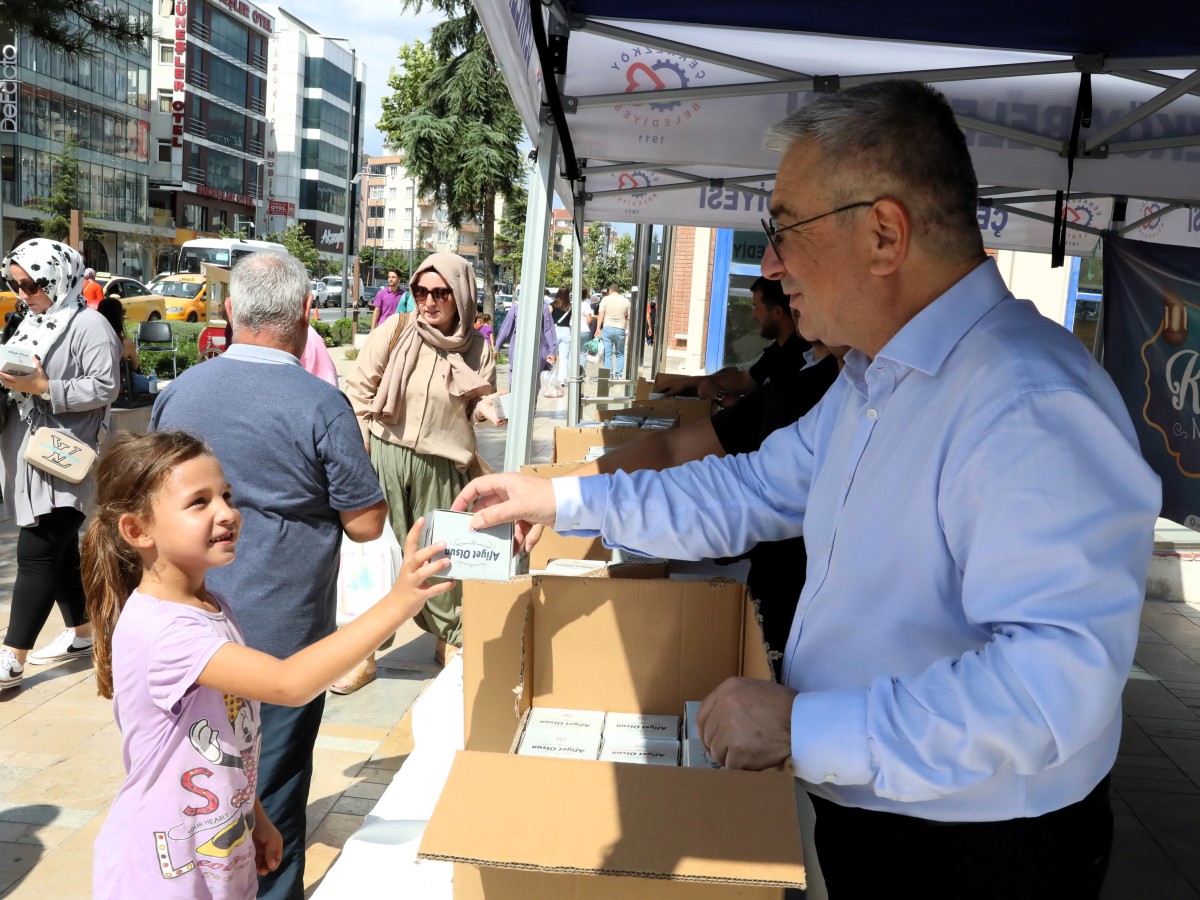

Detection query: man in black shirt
(656, 277), (809, 408)
(568, 338), (844, 668)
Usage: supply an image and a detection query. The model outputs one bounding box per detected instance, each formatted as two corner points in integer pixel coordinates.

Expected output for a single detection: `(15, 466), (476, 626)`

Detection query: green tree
(263, 223), (321, 275)
(28, 136), (101, 244)
(1, 0), (151, 55)
(612, 233), (635, 292)
(493, 181), (526, 285)
(379, 3), (524, 318)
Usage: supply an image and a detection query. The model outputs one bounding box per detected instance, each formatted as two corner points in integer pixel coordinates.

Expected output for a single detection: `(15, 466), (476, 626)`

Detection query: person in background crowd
(450, 80), (1161, 900)
(0, 240), (120, 690)
(476, 313), (496, 348)
(345, 253), (503, 668)
(82, 267), (105, 309)
(300, 324), (339, 388)
(370, 269), (413, 331)
(151, 251), (388, 899)
(595, 283), (631, 377)
(550, 287), (582, 387)
(494, 291), (557, 374)
(97, 297), (150, 395)
(657, 277), (807, 407)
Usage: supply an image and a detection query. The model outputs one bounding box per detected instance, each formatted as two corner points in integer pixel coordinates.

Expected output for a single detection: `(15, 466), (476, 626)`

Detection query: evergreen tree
(378, 4), (524, 318)
(28, 136), (100, 244)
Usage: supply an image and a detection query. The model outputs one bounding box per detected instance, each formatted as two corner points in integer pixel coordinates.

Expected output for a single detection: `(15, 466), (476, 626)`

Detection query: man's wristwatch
(713, 389), (729, 405)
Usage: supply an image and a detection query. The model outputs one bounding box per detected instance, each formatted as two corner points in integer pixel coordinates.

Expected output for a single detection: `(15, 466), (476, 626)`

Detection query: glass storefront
(706, 229), (772, 371)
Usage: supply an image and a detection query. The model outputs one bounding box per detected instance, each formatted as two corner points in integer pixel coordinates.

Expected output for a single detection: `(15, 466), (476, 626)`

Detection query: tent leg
(567, 199), (584, 427)
(503, 117), (559, 472)
(650, 225), (675, 380)
(625, 223), (653, 387)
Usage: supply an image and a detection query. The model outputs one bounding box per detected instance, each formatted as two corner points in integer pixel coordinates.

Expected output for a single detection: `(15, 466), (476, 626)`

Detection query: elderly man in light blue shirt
(454, 81), (1160, 899)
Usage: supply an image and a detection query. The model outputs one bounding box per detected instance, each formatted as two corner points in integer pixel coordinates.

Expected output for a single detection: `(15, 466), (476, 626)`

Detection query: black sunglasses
(761, 200), (878, 252)
(412, 285), (454, 303)
(7, 277), (40, 295)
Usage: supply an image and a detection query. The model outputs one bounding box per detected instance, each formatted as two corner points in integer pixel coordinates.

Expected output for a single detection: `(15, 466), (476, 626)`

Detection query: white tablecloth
(312, 655), (464, 898)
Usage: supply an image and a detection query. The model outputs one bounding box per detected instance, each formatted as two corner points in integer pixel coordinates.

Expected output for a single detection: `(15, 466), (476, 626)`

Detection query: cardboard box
(418, 510), (523, 581)
(598, 397), (715, 427)
(519, 463), (610, 569)
(552, 424), (648, 464)
(421, 575), (804, 897)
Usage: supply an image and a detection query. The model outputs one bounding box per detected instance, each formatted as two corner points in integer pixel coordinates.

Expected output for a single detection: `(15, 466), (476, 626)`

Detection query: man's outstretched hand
(452, 473), (559, 550)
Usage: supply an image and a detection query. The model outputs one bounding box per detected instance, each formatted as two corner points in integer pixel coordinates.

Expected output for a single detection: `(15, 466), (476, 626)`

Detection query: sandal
(330, 656), (377, 695)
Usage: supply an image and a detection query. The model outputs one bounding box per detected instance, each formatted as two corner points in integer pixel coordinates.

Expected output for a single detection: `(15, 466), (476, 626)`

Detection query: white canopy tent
(475, 0), (1200, 468)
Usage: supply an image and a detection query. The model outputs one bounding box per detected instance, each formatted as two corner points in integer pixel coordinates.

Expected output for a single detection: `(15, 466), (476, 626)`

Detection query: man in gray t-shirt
(151, 253), (386, 900)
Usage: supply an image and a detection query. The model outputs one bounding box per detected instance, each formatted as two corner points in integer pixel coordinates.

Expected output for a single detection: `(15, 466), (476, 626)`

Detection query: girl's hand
(252, 800), (283, 875)
(0, 355), (49, 398)
(476, 394), (506, 425)
(390, 518), (455, 617)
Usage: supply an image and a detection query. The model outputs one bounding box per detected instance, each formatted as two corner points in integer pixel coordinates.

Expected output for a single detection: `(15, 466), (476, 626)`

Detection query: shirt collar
(222, 343), (301, 366)
(872, 257), (1012, 377)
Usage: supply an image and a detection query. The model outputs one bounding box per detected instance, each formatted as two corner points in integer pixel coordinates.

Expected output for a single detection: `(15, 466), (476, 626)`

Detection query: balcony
(192, 21), (211, 42)
(251, 52), (267, 72)
(248, 97), (266, 115)
(189, 70), (209, 91)
(457, 243), (480, 256)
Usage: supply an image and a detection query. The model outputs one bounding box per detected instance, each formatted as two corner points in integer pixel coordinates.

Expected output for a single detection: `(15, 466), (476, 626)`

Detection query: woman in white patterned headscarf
(0, 239), (121, 691)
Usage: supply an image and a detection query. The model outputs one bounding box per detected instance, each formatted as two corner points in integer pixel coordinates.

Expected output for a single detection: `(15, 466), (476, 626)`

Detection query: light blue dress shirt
(553, 259), (1161, 821)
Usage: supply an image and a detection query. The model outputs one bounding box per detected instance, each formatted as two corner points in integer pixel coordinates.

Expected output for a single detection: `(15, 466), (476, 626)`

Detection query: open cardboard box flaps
(419, 575), (804, 897)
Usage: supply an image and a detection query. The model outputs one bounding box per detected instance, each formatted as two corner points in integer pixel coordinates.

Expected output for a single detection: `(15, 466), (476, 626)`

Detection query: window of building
(158, 140), (173, 163)
(369, 185), (383, 199)
(368, 204), (384, 219)
(207, 55), (247, 106)
(403, 228), (412, 242)
(388, 165), (398, 177)
(386, 207), (396, 219)
(387, 229), (395, 241)
(183, 203), (207, 231)
(300, 139), (348, 179)
(404, 206), (412, 219)
(206, 146), (244, 194)
(388, 186), (397, 198)
(303, 57), (352, 103)
(299, 180), (346, 217)
(159, 41), (174, 64)
(404, 185), (413, 198)
(157, 90), (172, 113)
(301, 98), (350, 142)
(208, 8), (249, 61)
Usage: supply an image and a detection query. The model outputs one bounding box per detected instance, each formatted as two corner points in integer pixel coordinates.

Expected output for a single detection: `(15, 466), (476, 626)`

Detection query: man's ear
(118, 512), (154, 550)
(866, 197), (910, 276)
(224, 298), (234, 323)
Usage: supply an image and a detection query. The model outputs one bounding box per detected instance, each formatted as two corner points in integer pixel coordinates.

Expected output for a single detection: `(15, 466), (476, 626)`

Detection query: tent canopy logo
(610, 48), (707, 133)
(615, 171), (659, 209)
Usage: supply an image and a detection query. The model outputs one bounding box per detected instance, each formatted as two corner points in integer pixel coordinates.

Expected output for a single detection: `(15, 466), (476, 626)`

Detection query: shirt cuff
(551, 475), (605, 535)
(791, 687), (873, 787)
(47, 379), (63, 411)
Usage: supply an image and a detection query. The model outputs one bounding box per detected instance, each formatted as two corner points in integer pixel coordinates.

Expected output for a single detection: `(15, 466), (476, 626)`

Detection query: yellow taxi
(0, 275), (165, 324)
(95, 274), (167, 323)
(151, 273), (207, 323)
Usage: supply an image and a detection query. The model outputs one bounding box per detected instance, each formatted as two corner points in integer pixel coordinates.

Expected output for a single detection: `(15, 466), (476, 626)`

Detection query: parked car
(96, 274), (166, 322)
(151, 273), (207, 323)
(322, 275), (343, 307)
(495, 293), (513, 312)
(310, 280), (329, 307)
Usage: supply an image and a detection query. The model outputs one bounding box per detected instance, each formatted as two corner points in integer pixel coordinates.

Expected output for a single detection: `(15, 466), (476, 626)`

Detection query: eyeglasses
(7, 278), (39, 295)
(761, 200), (878, 252)
(412, 285), (454, 303)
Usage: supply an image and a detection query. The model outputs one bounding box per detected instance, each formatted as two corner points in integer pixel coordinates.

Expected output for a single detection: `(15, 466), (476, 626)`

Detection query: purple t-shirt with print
(94, 591), (262, 900)
(372, 286), (406, 324)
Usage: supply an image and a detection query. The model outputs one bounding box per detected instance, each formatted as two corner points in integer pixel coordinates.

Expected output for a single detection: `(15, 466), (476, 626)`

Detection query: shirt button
(823, 773), (838, 782)
(866, 408), (878, 420)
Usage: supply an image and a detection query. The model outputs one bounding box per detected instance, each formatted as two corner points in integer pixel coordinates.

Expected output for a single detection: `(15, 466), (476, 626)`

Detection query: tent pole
(503, 116), (559, 472)
(651, 225), (675, 380)
(567, 198), (584, 426)
(625, 224), (652, 389)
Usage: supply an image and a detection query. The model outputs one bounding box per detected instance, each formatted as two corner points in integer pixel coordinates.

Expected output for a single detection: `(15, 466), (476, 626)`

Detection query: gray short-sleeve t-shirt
(150, 345), (385, 658)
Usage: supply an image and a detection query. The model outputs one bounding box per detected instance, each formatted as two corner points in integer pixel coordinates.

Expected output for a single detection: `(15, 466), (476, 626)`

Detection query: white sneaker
(26, 629), (94, 665)
(0, 647), (23, 690)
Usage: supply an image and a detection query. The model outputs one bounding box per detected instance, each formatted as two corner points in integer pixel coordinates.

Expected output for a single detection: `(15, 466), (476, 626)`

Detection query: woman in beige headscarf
(344, 253), (502, 684)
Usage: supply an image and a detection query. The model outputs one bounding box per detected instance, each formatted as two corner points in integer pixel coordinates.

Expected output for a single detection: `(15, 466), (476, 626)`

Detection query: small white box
(599, 738), (680, 766)
(683, 738), (722, 769)
(684, 700), (702, 740)
(419, 509), (519, 582)
(526, 707), (606, 736)
(0, 344), (36, 376)
(542, 559), (610, 577)
(517, 731), (601, 760)
(603, 712), (680, 740)
(493, 392), (512, 420)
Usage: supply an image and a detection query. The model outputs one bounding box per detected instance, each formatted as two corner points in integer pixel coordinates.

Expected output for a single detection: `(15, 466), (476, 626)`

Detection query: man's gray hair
(764, 80), (984, 260)
(229, 252), (310, 334)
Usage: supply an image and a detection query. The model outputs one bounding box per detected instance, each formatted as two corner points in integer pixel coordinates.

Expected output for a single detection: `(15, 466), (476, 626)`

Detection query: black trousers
(809, 776), (1113, 900)
(5, 506), (87, 650)
(255, 695), (326, 900)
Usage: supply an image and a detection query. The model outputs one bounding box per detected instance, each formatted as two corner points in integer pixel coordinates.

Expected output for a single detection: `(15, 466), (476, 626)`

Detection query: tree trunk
(481, 185), (496, 320)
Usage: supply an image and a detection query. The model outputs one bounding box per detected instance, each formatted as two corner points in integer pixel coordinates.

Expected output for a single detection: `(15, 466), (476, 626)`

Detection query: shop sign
(0, 44), (18, 133)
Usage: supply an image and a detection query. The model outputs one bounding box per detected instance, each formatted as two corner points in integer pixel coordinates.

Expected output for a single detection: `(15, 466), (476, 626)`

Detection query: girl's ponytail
(80, 430), (212, 698)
